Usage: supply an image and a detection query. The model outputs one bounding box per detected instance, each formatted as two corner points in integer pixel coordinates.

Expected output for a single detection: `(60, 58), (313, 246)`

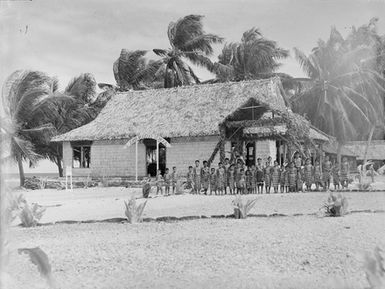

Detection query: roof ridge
(114, 77), (280, 96)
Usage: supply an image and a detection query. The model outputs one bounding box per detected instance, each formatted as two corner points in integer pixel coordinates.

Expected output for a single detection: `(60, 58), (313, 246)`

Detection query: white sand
(5, 187), (385, 289)
(9, 187), (385, 224)
(7, 214), (385, 289)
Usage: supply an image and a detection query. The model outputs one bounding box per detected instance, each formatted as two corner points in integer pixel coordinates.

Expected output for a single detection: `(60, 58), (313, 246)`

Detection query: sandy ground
(4, 187), (385, 289)
(8, 187), (385, 224)
(6, 214), (385, 289)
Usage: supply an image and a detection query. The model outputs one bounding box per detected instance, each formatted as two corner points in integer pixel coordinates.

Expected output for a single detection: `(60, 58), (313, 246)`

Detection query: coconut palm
(1, 71), (57, 186)
(112, 49), (164, 91)
(153, 14), (223, 88)
(214, 28), (289, 81)
(292, 26), (385, 164)
(31, 74), (98, 176)
(346, 18), (385, 163)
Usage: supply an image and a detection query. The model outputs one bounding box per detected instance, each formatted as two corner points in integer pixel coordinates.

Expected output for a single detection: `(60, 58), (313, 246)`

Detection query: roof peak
(116, 77), (281, 96)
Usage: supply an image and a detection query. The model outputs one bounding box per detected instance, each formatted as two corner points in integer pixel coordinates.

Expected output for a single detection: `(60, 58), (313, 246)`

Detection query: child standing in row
(264, 157), (272, 194)
(201, 160), (210, 195)
(171, 166), (178, 194)
(210, 167), (217, 195)
(186, 166), (194, 190)
(256, 158), (264, 194)
(193, 160), (201, 194)
(271, 160), (281, 193)
(288, 162), (297, 192)
(156, 169), (163, 195)
(228, 165), (236, 194)
(303, 158), (313, 191)
(314, 160), (323, 191)
(164, 168), (171, 195)
(217, 162), (226, 195)
(332, 163), (340, 191)
(340, 157), (350, 189)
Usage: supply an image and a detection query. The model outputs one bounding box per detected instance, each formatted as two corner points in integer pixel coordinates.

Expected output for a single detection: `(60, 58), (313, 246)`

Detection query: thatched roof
(53, 78), (292, 142)
(323, 141), (356, 157)
(344, 140), (385, 160)
(242, 120), (329, 142)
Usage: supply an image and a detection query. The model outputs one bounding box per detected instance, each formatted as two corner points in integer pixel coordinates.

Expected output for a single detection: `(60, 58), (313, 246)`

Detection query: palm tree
(1, 71), (57, 186)
(153, 14), (223, 88)
(346, 18), (385, 164)
(31, 74), (98, 177)
(292, 26), (385, 164)
(112, 49), (163, 91)
(214, 28), (289, 81)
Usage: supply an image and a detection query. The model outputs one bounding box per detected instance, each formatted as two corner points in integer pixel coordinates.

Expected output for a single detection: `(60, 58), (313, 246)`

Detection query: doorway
(144, 139), (166, 176)
(245, 142), (256, 167)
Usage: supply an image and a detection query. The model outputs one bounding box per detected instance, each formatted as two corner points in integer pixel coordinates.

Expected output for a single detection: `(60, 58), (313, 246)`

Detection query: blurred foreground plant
(18, 247), (55, 288)
(232, 196), (258, 219)
(124, 197), (147, 223)
(364, 246), (385, 289)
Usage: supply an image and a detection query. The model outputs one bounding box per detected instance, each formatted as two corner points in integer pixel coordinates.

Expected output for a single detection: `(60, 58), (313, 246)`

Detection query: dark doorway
(245, 142), (255, 167)
(144, 139), (166, 176)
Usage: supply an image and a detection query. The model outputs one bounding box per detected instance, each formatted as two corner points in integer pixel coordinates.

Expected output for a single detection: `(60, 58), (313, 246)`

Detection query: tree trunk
(56, 155), (63, 177)
(363, 125), (375, 166)
(16, 153), (25, 187)
(219, 125), (226, 163)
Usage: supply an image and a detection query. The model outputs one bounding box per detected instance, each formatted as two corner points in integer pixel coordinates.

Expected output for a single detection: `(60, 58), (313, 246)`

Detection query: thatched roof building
(53, 78), (301, 142)
(345, 140), (385, 161)
(53, 78), (332, 178)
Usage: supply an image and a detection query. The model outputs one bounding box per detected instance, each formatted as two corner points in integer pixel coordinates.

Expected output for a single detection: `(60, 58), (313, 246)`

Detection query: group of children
(154, 153), (351, 195)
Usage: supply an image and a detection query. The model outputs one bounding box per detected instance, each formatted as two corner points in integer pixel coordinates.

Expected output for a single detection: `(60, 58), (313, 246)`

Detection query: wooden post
(135, 139), (138, 181)
(219, 124), (226, 163)
(156, 140), (159, 172)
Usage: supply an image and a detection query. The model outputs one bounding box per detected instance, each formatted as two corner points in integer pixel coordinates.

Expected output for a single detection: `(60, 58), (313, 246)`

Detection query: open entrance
(124, 135), (171, 181)
(245, 141), (256, 167)
(144, 139), (167, 177)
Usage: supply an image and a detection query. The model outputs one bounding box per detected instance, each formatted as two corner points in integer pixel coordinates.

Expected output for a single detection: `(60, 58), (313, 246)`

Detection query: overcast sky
(1, 0), (385, 173)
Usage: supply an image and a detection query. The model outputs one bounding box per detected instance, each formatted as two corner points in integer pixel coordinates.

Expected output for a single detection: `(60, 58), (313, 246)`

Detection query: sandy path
(7, 213), (385, 289)
(11, 187), (385, 223)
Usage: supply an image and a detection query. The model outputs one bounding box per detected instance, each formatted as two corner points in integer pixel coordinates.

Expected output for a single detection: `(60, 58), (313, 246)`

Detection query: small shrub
(232, 196), (258, 219)
(358, 182), (372, 191)
(38, 177), (47, 190)
(124, 197), (147, 223)
(321, 192), (348, 217)
(19, 203), (46, 227)
(364, 246), (385, 289)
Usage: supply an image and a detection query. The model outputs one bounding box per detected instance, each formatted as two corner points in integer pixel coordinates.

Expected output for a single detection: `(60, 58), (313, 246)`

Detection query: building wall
(62, 139), (146, 177)
(255, 140), (276, 162)
(62, 137), (277, 177)
(166, 136), (232, 173)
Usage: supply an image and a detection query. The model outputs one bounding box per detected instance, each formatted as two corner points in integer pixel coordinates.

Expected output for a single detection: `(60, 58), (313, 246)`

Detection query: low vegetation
(364, 246), (385, 289)
(321, 192), (349, 217)
(232, 196), (258, 219)
(124, 197), (147, 223)
(19, 202), (46, 227)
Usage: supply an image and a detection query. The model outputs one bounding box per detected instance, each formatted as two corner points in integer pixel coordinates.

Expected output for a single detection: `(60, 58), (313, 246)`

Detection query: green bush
(124, 197), (147, 223)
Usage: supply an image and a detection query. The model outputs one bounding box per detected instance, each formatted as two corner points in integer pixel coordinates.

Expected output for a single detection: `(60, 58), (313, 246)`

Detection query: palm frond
(293, 47), (319, 79)
(65, 73), (96, 102)
(182, 34), (224, 55)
